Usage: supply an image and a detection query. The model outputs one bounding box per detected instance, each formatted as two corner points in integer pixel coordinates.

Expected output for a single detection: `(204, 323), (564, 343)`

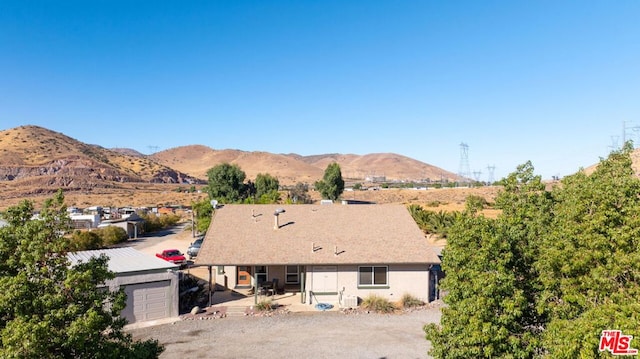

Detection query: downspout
(208, 265), (213, 307)
(300, 266), (305, 304)
(254, 266), (258, 305)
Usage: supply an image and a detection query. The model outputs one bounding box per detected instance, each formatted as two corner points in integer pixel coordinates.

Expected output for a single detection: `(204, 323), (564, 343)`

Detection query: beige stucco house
(196, 203), (441, 308)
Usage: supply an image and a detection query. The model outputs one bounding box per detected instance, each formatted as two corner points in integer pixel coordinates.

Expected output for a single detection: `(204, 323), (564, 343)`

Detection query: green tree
(205, 163), (247, 203)
(192, 199), (213, 234)
(537, 143), (640, 358)
(0, 191), (163, 358)
(425, 161), (551, 358)
(314, 162), (345, 200)
(254, 173), (280, 204)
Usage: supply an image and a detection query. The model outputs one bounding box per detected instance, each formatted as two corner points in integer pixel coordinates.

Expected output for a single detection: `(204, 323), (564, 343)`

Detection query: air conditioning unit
(342, 295), (358, 309)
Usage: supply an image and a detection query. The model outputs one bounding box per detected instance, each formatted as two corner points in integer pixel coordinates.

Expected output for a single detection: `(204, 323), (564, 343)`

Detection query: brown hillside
(151, 145), (324, 185)
(0, 126), (202, 203)
(0, 125), (480, 211)
(153, 146), (460, 186)
(304, 153), (461, 182)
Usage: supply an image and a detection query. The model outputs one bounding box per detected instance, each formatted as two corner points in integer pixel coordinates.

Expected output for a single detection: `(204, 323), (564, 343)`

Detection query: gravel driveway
(129, 308), (441, 359)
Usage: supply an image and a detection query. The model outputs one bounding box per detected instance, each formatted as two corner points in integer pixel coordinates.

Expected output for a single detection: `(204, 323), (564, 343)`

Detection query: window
(358, 266), (388, 286)
(255, 265), (268, 284)
(285, 265), (299, 284)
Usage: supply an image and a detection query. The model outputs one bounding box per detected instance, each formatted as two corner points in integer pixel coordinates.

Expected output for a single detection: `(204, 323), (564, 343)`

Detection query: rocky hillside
(0, 126), (203, 197)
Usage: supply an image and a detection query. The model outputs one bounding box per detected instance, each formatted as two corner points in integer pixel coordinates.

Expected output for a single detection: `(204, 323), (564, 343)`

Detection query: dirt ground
(0, 183), (502, 215)
(129, 307), (442, 359)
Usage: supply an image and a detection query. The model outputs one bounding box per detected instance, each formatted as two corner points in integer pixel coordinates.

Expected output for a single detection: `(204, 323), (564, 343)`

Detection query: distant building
(97, 213), (145, 238)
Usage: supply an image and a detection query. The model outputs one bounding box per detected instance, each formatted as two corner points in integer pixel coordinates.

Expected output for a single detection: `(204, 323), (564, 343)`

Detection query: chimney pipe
(273, 208), (285, 230)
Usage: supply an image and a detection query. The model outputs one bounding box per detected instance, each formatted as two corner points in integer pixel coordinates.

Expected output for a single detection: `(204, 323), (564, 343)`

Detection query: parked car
(156, 249), (187, 267)
(187, 237), (204, 259)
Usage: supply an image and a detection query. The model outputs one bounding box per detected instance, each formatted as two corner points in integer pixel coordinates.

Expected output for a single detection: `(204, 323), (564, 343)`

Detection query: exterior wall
(304, 264), (431, 306)
(107, 269), (180, 323)
(217, 263), (432, 308)
(214, 265), (287, 290)
(215, 265), (238, 289)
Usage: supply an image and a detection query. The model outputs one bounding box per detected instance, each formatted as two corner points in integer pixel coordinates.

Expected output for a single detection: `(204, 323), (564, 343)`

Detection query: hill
(150, 146), (325, 185)
(0, 125), (471, 210)
(0, 126), (202, 206)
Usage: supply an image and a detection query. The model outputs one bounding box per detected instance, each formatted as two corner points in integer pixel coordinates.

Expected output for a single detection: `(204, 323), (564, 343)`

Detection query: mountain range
(0, 125), (461, 205)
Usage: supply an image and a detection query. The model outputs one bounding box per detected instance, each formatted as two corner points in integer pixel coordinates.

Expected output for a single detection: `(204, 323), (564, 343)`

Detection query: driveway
(127, 223), (198, 259)
(130, 307), (441, 359)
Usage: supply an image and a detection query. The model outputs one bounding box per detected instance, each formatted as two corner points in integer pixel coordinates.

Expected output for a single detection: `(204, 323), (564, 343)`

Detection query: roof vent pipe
(274, 208), (285, 230)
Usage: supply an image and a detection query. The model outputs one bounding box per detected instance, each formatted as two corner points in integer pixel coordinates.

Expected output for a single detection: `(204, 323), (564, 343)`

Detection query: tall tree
(254, 173), (280, 203)
(425, 161), (551, 358)
(537, 143), (640, 357)
(0, 191), (163, 358)
(314, 162), (345, 200)
(205, 163), (247, 203)
(192, 199), (213, 234)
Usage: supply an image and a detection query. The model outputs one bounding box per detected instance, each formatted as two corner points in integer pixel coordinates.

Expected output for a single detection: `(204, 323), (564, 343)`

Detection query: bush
(254, 299), (274, 311)
(98, 226), (129, 246)
(179, 274), (207, 313)
(141, 212), (181, 232)
(360, 294), (396, 313)
(399, 293), (425, 308)
(70, 230), (102, 250)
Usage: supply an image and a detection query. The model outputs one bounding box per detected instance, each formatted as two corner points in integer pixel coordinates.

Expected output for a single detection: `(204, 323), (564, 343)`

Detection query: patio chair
(267, 278), (278, 296)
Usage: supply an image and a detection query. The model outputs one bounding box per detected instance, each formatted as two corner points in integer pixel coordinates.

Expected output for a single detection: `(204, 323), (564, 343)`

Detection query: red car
(156, 249), (187, 267)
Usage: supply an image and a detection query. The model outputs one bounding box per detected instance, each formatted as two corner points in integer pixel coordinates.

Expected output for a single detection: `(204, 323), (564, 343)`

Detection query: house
(67, 247), (180, 324)
(196, 203), (441, 307)
(97, 212), (145, 238)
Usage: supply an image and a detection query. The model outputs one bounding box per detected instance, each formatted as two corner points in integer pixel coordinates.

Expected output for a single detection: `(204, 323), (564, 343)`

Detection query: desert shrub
(399, 293), (425, 308)
(159, 213), (180, 227)
(465, 194), (487, 210)
(142, 212), (181, 232)
(254, 299), (274, 311)
(360, 294), (396, 313)
(97, 225), (129, 246)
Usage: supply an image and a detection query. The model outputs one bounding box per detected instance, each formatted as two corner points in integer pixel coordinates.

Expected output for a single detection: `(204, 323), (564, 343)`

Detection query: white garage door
(122, 280), (171, 323)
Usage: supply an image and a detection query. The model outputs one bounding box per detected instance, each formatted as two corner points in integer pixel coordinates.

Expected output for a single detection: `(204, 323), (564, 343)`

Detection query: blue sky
(2, 1), (639, 181)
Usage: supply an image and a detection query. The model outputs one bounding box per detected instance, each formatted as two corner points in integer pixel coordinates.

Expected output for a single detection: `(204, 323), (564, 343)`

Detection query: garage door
(121, 280), (171, 323)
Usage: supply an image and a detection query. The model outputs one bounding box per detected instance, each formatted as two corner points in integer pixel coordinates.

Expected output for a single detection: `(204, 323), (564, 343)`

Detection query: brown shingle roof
(196, 203), (441, 265)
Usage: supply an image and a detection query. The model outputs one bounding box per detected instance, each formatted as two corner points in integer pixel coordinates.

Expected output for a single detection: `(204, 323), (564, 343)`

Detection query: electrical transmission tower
(623, 121), (640, 148)
(458, 142), (471, 186)
(609, 136), (620, 152)
(487, 165), (496, 185)
(147, 145), (159, 154)
(472, 170), (482, 182)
